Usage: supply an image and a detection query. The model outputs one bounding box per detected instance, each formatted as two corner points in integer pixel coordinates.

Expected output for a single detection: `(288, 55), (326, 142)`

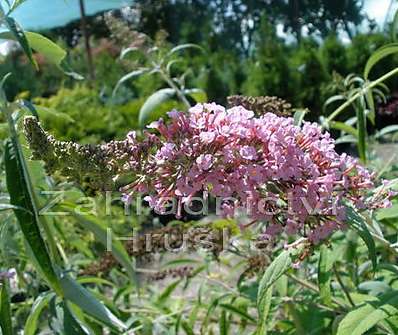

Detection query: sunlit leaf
(293, 109), (307, 127)
(364, 90), (375, 125)
(364, 43), (398, 79)
(112, 68), (149, 97)
(156, 279), (181, 305)
(375, 125), (398, 139)
(139, 88), (176, 126)
(335, 135), (357, 145)
(337, 290), (398, 335)
(257, 249), (294, 334)
(1, 16), (37, 69)
(184, 88), (207, 103)
(330, 121), (358, 137)
(24, 292), (55, 335)
(25, 32), (66, 66)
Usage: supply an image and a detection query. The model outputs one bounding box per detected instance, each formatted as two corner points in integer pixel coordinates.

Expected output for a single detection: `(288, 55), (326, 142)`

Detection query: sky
(366, 0), (396, 26)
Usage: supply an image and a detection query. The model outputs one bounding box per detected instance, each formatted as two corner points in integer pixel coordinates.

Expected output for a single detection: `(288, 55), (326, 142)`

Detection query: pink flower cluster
(121, 103), (391, 244)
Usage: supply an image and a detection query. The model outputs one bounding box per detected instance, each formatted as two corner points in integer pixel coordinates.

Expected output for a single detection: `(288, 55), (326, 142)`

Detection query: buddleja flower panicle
(24, 103), (392, 245)
(120, 103), (390, 244)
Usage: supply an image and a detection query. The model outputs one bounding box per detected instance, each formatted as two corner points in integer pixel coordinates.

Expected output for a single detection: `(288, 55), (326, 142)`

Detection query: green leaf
(375, 125), (398, 139)
(184, 88), (207, 103)
(0, 279), (12, 335)
(337, 290), (398, 335)
(257, 249), (292, 307)
(2, 16), (37, 69)
(257, 249), (293, 334)
(201, 294), (232, 332)
(365, 90), (375, 125)
(323, 95), (346, 114)
(139, 88), (176, 126)
(219, 303), (256, 323)
(335, 135), (357, 145)
(318, 245), (333, 306)
(167, 43), (203, 57)
(156, 279), (181, 305)
(59, 273), (126, 331)
(0, 203), (26, 212)
(345, 207), (377, 271)
(181, 319), (195, 335)
(20, 100), (40, 119)
(376, 202), (398, 220)
(330, 121), (358, 137)
(62, 302), (90, 335)
(112, 68), (149, 97)
(0, 31), (66, 67)
(219, 309), (228, 335)
(364, 43), (398, 79)
(4, 140), (62, 294)
(293, 109), (307, 127)
(24, 292), (55, 335)
(0, 31), (77, 77)
(378, 263), (398, 277)
(69, 212), (137, 285)
(256, 288), (272, 335)
(24, 32), (66, 66)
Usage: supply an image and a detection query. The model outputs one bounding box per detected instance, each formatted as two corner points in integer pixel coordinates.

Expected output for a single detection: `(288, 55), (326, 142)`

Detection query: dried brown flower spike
(227, 95), (292, 117)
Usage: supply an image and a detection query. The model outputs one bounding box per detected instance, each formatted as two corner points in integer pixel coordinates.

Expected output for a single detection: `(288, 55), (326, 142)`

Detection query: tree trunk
(78, 0), (95, 81)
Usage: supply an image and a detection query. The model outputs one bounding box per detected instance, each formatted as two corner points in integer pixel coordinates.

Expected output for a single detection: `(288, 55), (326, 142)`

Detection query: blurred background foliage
(1, 0), (398, 143)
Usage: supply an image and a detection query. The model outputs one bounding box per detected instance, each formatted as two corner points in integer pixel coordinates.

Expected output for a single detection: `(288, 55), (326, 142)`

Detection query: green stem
(333, 265), (355, 307)
(369, 231), (398, 255)
(356, 98), (367, 163)
(326, 67), (398, 123)
(286, 274), (347, 310)
(158, 67), (191, 109)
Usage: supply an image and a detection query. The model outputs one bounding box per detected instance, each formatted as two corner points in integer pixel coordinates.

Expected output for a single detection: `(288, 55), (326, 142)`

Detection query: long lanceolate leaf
(59, 273), (127, 332)
(4, 139), (62, 295)
(112, 68), (149, 97)
(256, 249), (293, 334)
(24, 292), (55, 335)
(318, 245), (333, 306)
(345, 206), (377, 272)
(0, 86), (62, 295)
(364, 43), (398, 80)
(0, 279), (13, 335)
(139, 88), (176, 126)
(2, 16), (38, 69)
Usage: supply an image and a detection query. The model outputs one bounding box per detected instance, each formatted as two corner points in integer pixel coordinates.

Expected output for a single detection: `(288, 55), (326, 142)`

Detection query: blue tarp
(5, 0), (129, 30)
